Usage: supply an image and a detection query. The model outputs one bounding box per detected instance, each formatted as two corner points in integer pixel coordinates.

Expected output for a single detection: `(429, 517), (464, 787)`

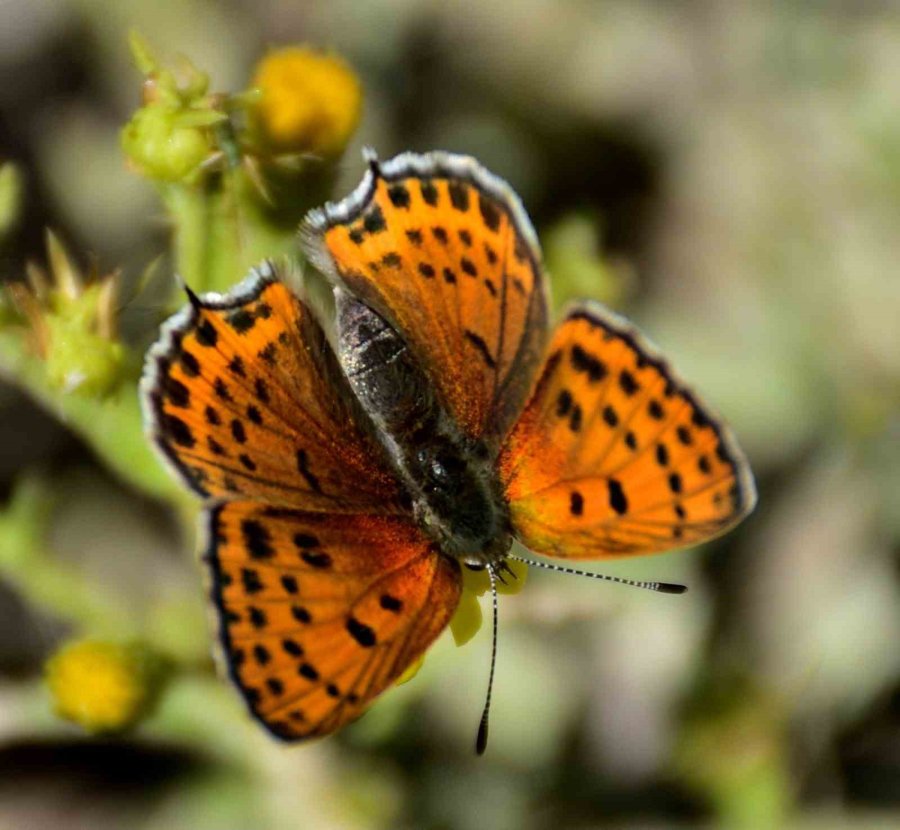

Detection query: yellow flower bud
(46, 640), (162, 734)
(251, 47), (362, 158)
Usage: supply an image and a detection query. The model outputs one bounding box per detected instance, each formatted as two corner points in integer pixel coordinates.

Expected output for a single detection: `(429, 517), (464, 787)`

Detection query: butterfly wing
(301, 151), (550, 449)
(143, 266), (462, 738)
(141, 263), (403, 512)
(499, 302), (756, 558)
(207, 502), (460, 740)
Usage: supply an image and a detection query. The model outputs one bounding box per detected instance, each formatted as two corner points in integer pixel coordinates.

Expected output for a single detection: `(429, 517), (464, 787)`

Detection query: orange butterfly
(141, 150), (756, 749)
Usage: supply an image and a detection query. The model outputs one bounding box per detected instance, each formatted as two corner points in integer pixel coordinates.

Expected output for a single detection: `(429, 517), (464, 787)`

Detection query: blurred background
(1, 1), (900, 828)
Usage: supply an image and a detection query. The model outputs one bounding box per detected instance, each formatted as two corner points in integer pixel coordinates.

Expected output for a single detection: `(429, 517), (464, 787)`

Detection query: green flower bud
(121, 106), (214, 185)
(44, 311), (125, 397)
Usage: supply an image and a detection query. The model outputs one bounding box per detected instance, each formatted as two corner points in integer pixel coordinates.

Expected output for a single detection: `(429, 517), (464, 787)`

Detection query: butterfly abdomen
(336, 289), (510, 563)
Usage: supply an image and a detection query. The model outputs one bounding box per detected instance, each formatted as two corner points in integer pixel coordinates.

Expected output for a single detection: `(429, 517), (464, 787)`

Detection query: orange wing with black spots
(206, 503), (461, 740)
(141, 263), (403, 512)
(500, 302), (757, 559)
(302, 151), (550, 449)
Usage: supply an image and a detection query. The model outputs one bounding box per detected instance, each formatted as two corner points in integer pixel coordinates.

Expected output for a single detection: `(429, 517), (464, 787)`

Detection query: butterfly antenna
(475, 564), (500, 755)
(507, 553), (687, 594)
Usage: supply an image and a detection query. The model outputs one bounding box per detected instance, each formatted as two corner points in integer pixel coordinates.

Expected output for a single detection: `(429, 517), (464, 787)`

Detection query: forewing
(206, 502), (461, 740)
(141, 263), (403, 511)
(302, 151), (550, 449)
(500, 302), (756, 558)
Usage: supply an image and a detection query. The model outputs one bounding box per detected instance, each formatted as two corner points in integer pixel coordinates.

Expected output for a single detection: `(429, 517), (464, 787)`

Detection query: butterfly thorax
(336, 290), (511, 566)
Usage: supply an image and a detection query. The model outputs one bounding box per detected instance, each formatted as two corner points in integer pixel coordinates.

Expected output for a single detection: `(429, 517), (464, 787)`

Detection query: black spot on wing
(228, 356), (246, 377)
(299, 662), (319, 681)
(656, 443), (669, 467)
(570, 344), (607, 382)
(347, 616), (377, 647)
(464, 330), (497, 369)
(179, 350), (200, 377)
(254, 378), (270, 404)
(302, 550), (332, 569)
(226, 309), (254, 333)
(569, 404), (582, 432)
(380, 594), (403, 612)
(388, 184), (410, 208)
(295, 449), (322, 493)
(420, 180), (438, 206)
(163, 414), (195, 447)
(479, 193), (502, 232)
(242, 519), (274, 560)
(196, 319), (218, 347)
(363, 204), (387, 234)
(448, 181), (470, 211)
(291, 605), (312, 623)
(231, 419), (247, 444)
(241, 568), (263, 595)
(570, 491), (584, 516)
(608, 478), (628, 515)
(619, 369), (639, 396)
(163, 376), (190, 408)
(214, 378), (232, 402)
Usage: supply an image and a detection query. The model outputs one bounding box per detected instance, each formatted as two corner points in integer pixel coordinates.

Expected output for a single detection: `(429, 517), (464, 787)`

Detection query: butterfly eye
(430, 458), (449, 484)
(417, 449), (465, 493)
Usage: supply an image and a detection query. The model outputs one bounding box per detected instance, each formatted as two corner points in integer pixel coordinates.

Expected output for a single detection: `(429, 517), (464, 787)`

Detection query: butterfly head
(412, 441), (512, 566)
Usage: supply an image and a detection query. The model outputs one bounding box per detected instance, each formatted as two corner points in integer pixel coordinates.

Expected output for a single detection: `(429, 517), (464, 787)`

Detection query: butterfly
(141, 150), (756, 749)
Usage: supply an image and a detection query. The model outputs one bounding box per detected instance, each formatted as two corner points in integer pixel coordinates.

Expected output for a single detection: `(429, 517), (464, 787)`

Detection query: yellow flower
(449, 559), (528, 647)
(460, 558), (529, 598)
(45, 640), (161, 734)
(251, 47), (362, 158)
(396, 559), (529, 684)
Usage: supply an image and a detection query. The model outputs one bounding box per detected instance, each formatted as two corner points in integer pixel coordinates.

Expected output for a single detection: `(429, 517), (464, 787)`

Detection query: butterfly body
(336, 288), (511, 565)
(142, 149), (756, 743)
